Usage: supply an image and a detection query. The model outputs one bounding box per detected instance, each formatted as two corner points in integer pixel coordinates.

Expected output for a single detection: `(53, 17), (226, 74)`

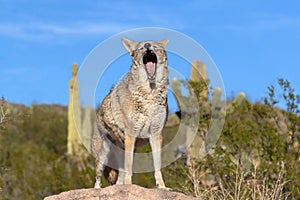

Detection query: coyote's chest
(130, 86), (167, 114)
(129, 85), (168, 137)
(105, 82), (168, 139)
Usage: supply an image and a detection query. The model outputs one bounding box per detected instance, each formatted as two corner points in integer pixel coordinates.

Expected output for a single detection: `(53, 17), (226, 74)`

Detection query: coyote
(92, 38), (169, 189)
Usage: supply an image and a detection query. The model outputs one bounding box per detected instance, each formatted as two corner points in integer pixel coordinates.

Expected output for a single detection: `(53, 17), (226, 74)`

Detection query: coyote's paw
(94, 180), (101, 189)
(156, 183), (171, 191)
(157, 186), (173, 191)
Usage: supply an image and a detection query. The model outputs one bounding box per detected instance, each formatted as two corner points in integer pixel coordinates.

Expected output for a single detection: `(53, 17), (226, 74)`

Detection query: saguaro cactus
(190, 60), (208, 102)
(82, 105), (93, 153)
(171, 60), (246, 165)
(67, 63), (83, 156)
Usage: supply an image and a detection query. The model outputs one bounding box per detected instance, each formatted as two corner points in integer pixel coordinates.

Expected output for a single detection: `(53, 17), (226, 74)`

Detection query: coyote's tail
(103, 166), (118, 184)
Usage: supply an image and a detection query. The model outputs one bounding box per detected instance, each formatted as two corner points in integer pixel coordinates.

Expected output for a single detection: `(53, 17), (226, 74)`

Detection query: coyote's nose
(144, 43), (151, 49)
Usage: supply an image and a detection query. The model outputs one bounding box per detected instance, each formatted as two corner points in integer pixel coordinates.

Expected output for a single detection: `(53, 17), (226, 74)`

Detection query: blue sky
(0, 0), (299, 111)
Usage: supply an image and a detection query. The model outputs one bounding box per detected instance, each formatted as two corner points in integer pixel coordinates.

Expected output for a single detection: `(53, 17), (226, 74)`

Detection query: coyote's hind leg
(94, 143), (111, 188)
(94, 158), (104, 188)
(93, 132), (111, 188)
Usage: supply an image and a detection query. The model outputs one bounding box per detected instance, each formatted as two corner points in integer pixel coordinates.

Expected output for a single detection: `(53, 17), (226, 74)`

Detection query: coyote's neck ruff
(93, 38), (169, 189)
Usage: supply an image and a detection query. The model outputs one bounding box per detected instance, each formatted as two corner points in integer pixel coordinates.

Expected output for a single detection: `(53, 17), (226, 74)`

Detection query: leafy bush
(0, 104), (94, 199)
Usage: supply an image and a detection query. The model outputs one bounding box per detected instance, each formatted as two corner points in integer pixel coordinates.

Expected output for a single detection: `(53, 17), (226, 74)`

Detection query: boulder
(44, 184), (196, 200)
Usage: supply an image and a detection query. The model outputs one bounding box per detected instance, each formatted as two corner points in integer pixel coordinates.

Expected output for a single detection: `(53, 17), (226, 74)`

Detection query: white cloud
(0, 21), (138, 42)
(0, 1), (186, 42)
(0, 23), (53, 41)
(38, 22), (135, 35)
(206, 16), (300, 33)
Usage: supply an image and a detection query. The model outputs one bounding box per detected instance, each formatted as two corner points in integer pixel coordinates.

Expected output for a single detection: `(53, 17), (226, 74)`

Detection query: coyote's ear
(122, 38), (138, 55)
(159, 39), (169, 49)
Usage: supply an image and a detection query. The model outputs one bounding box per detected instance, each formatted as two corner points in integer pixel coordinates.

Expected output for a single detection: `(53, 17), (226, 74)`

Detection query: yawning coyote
(92, 38), (169, 189)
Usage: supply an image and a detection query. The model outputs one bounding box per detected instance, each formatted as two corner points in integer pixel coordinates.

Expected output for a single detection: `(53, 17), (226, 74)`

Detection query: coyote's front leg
(150, 133), (166, 188)
(124, 133), (136, 184)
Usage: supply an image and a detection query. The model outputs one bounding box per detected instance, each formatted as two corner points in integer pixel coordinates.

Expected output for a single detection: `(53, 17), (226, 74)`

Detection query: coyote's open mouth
(143, 49), (157, 82)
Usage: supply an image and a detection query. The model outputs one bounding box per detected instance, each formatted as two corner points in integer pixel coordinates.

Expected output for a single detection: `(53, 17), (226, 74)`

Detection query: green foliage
(278, 78), (300, 114)
(162, 99), (297, 199)
(0, 104), (94, 199)
(168, 76), (299, 199)
(263, 78), (300, 199)
(264, 85), (279, 106)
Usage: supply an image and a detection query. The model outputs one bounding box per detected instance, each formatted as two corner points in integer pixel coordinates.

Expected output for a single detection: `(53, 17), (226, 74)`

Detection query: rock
(44, 184), (197, 200)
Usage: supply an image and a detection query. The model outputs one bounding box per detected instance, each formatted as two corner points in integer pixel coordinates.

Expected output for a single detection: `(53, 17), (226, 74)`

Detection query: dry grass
(186, 161), (289, 200)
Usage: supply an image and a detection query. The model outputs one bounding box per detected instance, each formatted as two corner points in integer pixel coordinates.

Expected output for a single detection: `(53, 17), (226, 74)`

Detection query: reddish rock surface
(44, 184), (197, 200)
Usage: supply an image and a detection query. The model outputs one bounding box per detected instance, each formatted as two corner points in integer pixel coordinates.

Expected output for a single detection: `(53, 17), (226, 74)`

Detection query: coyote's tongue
(146, 61), (155, 77)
